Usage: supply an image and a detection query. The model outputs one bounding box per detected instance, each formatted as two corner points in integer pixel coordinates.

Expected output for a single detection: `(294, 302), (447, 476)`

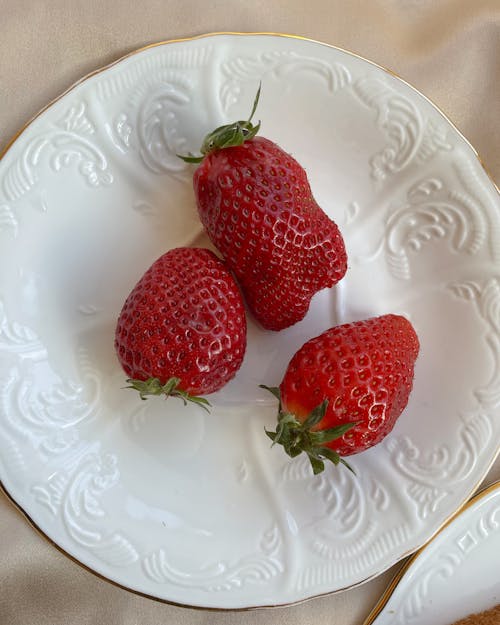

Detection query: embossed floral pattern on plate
(0, 33), (499, 609)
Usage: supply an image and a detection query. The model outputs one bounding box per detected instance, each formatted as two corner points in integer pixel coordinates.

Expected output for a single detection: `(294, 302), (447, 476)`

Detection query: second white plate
(364, 481), (500, 625)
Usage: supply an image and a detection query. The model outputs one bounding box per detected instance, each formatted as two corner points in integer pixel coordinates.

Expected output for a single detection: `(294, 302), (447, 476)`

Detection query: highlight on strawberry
(179, 86), (347, 331)
(114, 247), (247, 409)
(262, 314), (420, 474)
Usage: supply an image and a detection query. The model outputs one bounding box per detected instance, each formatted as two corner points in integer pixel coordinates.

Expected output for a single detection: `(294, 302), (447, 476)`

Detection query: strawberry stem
(178, 83), (262, 163)
(260, 385), (357, 475)
(125, 377), (211, 412)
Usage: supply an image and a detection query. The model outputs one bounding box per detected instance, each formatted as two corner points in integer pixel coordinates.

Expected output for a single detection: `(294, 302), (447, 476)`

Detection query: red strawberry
(262, 314), (419, 473)
(181, 87), (347, 331)
(115, 247), (247, 406)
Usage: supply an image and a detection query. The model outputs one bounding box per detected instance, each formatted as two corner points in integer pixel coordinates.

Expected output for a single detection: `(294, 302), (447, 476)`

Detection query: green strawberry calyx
(125, 376), (211, 412)
(178, 84), (261, 164)
(260, 384), (358, 475)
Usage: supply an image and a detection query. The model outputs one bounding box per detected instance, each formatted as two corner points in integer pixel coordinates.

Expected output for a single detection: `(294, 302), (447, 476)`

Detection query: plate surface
(365, 481), (500, 625)
(0, 33), (499, 609)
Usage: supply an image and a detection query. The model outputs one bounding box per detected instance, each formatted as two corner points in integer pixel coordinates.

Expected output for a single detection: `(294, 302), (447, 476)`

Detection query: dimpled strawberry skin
(193, 136), (347, 331)
(114, 248), (247, 395)
(280, 314), (420, 456)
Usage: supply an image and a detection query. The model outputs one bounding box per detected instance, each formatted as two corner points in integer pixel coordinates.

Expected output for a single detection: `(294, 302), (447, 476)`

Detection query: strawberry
(180, 87), (347, 331)
(115, 247), (247, 406)
(262, 314), (419, 474)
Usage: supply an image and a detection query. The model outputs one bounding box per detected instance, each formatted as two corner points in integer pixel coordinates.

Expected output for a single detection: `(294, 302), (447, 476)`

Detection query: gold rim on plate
(0, 31), (499, 611)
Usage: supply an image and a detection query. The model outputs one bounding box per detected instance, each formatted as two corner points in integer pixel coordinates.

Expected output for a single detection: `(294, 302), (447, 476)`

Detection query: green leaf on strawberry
(125, 377), (211, 411)
(262, 386), (357, 475)
(178, 84), (261, 163)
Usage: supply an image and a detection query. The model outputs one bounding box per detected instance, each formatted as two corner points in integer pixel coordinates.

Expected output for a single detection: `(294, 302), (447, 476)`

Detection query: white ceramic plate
(364, 481), (500, 625)
(0, 33), (499, 610)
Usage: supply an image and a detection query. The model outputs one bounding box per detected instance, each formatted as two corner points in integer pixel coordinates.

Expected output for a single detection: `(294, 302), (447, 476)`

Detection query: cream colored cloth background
(1, 1), (499, 624)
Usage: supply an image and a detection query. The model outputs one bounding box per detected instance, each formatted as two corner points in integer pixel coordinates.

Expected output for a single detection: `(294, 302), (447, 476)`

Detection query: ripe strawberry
(262, 314), (419, 474)
(180, 87), (347, 331)
(115, 247), (247, 406)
